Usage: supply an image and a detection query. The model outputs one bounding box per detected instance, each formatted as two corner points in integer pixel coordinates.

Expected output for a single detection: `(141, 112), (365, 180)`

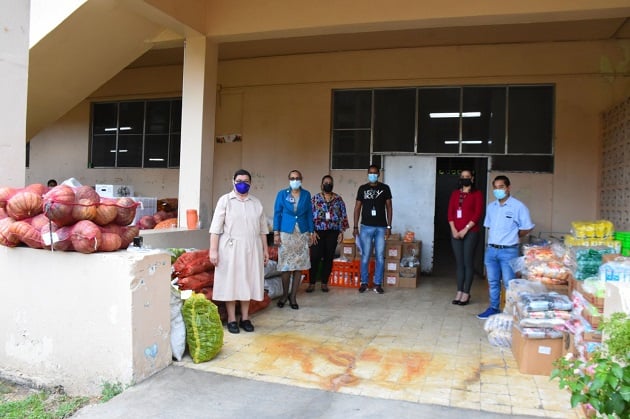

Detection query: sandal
(306, 284), (315, 293)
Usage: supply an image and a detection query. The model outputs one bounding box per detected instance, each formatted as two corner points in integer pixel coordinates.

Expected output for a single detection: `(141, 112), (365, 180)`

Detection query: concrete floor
(179, 272), (579, 418)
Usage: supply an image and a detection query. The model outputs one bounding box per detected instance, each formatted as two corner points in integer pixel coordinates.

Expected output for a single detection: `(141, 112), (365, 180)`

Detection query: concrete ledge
(140, 228), (208, 250)
(0, 247), (172, 395)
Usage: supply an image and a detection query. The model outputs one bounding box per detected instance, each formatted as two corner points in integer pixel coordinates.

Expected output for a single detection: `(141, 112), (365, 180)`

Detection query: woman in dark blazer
(273, 169), (314, 309)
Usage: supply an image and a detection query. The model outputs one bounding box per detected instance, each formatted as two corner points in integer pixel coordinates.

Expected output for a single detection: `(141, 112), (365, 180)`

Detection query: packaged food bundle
(483, 313), (513, 348)
(566, 246), (617, 279)
(522, 243), (556, 262)
(514, 324), (564, 339)
(527, 260), (571, 284)
(518, 292), (573, 312)
(570, 220), (614, 239)
(598, 260), (630, 282)
(504, 278), (547, 316)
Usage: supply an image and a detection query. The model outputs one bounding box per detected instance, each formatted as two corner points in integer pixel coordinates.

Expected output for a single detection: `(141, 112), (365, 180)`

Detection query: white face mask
(289, 180), (302, 190)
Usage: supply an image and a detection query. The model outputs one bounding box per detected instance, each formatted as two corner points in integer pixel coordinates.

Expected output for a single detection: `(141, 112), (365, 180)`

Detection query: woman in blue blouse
(273, 170), (314, 309)
(308, 175), (349, 292)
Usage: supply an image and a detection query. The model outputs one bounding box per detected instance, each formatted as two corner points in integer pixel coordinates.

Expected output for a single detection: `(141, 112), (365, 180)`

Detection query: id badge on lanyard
(371, 207), (377, 217)
(456, 208), (462, 219)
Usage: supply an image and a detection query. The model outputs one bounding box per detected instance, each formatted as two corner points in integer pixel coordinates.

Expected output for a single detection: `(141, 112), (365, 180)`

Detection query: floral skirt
(278, 230), (311, 271)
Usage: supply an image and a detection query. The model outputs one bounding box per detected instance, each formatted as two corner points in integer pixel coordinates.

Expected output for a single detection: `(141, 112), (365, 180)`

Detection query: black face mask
(322, 183), (333, 193)
(459, 178), (472, 188)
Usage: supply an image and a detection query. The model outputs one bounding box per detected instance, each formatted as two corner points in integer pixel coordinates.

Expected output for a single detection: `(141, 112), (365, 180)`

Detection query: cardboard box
(398, 276), (418, 288)
(385, 260), (400, 272)
(401, 241), (422, 259)
(512, 325), (563, 375)
(387, 233), (402, 241)
(384, 272), (399, 287)
(385, 241), (403, 260)
(340, 243), (356, 260)
(562, 332), (575, 357)
(399, 266), (419, 278)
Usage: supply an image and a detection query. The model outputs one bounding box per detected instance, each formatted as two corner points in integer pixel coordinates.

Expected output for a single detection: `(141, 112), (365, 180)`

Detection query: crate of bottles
(329, 260), (375, 288)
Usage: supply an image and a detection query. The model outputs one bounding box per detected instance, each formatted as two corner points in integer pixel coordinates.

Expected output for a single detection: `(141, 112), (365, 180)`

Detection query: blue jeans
(359, 225), (385, 286)
(484, 246), (519, 310)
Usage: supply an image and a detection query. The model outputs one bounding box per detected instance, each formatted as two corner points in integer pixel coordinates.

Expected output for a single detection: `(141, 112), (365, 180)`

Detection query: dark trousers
(309, 229), (339, 285)
(451, 231), (478, 294)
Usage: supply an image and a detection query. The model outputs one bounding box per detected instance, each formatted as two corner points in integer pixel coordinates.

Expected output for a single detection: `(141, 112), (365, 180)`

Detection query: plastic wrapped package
(264, 276), (283, 299)
(487, 329), (512, 348)
(513, 324), (564, 339)
(598, 260), (630, 282)
(483, 313), (514, 347)
(570, 220), (614, 239)
(564, 246), (617, 280)
(518, 292), (573, 312)
(170, 287), (186, 361)
(526, 260), (571, 284)
(483, 312), (514, 333)
(504, 279), (547, 316)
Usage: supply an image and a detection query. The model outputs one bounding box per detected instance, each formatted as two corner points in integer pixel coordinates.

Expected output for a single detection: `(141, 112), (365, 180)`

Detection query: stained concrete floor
(176, 272), (579, 418)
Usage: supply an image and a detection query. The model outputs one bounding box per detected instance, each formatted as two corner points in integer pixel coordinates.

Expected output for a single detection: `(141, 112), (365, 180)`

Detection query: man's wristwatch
(386, 226), (392, 229)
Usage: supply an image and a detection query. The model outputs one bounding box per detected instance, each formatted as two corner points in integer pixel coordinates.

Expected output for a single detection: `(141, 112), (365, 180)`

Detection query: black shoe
(306, 284), (315, 293)
(239, 319), (254, 332)
(277, 298), (287, 308)
(373, 285), (384, 294)
(227, 321), (239, 334)
(457, 298), (471, 306)
(289, 297), (299, 310)
(321, 284), (329, 292)
(451, 300), (461, 305)
(358, 283), (368, 293)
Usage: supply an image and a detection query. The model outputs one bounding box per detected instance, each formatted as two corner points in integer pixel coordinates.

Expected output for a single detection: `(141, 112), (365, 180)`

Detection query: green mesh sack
(182, 292), (224, 363)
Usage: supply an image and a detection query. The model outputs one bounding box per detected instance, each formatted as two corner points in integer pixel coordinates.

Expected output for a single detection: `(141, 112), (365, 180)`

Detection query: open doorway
(433, 158), (488, 276)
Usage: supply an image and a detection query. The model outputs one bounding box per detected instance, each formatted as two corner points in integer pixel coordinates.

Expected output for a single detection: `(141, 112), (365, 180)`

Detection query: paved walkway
(75, 272), (579, 418)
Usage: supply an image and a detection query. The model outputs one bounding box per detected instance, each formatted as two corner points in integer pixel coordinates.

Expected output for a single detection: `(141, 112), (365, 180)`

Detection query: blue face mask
(368, 173), (378, 183)
(493, 189), (507, 200)
(234, 182), (250, 194)
(289, 180), (301, 190)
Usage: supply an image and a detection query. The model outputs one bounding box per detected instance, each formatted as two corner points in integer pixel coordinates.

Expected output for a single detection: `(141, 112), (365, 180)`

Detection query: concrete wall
(25, 39), (630, 242)
(0, 247), (172, 396)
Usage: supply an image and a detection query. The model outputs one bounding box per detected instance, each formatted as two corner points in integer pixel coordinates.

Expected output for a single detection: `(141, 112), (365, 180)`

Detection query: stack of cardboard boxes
(383, 233), (422, 289)
(328, 234), (421, 288)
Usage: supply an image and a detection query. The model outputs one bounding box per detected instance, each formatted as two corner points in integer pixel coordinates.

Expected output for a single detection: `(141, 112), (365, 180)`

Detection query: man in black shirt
(353, 165), (393, 294)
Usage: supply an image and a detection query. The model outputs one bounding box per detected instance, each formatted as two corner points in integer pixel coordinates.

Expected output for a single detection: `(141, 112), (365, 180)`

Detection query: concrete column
(0, 1), (29, 187)
(179, 36), (217, 230)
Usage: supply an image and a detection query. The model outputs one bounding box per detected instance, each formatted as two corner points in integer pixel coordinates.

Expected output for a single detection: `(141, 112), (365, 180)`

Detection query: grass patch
(100, 381), (124, 402)
(0, 391), (90, 419)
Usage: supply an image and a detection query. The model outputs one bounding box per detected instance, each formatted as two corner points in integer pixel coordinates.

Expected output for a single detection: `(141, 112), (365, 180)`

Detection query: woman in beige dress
(210, 169), (270, 334)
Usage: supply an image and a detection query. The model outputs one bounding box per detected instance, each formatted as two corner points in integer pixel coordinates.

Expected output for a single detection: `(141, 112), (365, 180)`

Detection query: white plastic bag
(170, 287), (186, 361)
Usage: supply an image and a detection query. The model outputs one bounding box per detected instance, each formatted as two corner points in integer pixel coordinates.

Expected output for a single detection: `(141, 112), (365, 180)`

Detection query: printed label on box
(343, 247), (353, 254)
(387, 262), (398, 271)
(538, 346), (552, 355)
(386, 276), (397, 285)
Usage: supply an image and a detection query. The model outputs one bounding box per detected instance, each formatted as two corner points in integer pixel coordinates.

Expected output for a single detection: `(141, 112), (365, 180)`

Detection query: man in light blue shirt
(477, 175), (534, 319)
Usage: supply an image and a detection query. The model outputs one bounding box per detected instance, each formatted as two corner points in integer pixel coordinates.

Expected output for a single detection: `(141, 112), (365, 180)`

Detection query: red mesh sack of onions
(71, 220), (102, 254)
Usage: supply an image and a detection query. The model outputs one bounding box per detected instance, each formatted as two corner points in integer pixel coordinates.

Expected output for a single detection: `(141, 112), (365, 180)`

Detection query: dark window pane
(373, 89), (415, 152)
(491, 155), (554, 172)
(371, 155), (382, 169)
(118, 102), (145, 135)
(116, 135), (143, 167)
(93, 103), (118, 134)
(331, 130), (371, 169)
(146, 101), (171, 134)
(171, 100), (182, 133)
(144, 134), (169, 168)
(333, 90), (372, 129)
(418, 88), (460, 153)
(169, 134), (180, 167)
(91, 135), (116, 167)
(508, 86), (554, 154)
(462, 87), (506, 154)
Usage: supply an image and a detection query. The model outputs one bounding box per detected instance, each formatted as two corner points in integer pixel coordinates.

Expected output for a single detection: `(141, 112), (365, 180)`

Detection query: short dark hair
(288, 169), (302, 179)
(321, 175), (333, 184)
(368, 164), (380, 172)
(47, 179), (57, 187)
(233, 169), (251, 181)
(493, 175), (510, 187)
